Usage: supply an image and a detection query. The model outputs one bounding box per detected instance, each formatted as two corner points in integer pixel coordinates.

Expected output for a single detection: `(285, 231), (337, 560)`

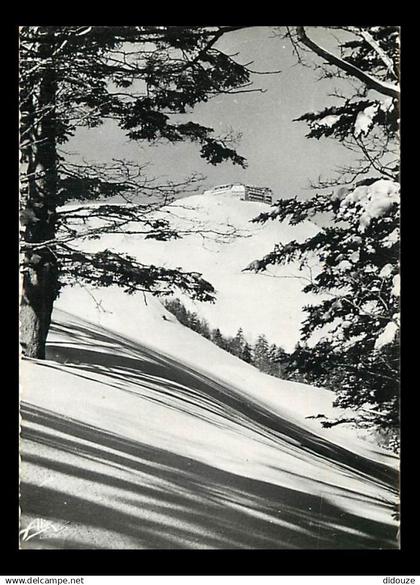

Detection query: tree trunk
(20, 30), (59, 359)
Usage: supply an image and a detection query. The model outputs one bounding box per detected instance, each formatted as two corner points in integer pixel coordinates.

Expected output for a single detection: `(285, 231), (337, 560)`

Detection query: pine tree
(230, 327), (246, 357)
(250, 26), (400, 445)
(19, 26), (253, 358)
(265, 343), (283, 377)
(211, 328), (224, 348)
(241, 342), (253, 364)
(200, 319), (212, 340)
(188, 312), (200, 332)
(275, 345), (289, 378)
(163, 298), (188, 326)
(253, 334), (270, 372)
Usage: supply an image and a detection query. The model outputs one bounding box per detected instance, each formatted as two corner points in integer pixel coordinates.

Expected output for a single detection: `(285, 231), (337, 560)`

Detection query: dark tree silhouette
(20, 25), (257, 358)
(249, 26), (400, 446)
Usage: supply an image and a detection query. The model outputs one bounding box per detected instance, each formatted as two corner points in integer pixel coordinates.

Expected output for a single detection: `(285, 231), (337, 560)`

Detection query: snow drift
(20, 287), (399, 549)
(20, 190), (399, 549)
(60, 191), (321, 351)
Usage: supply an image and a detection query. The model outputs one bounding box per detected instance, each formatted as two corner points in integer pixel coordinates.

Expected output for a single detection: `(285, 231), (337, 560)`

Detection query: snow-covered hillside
(61, 191), (320, 350)
(20, 288), (399, 549)
(20, 190), (399, 549)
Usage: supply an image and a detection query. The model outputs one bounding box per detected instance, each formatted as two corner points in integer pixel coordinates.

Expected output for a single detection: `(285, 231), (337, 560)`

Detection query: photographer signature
(20, 518), (72, 543)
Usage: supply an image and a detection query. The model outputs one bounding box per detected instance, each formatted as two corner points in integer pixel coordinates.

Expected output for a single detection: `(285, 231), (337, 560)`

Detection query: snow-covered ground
(20, 190), (399, 549)
(20, 287), (399, 549)
(60, 191), (321, 350)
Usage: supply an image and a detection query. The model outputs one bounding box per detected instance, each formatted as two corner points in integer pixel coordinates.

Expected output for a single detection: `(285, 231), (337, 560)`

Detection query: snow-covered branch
(295, 27), (400, 99)
(356, 28), (398, 79)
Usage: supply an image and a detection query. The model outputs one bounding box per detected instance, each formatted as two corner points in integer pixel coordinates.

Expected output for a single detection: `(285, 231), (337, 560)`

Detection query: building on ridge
(204, 183), (273, 204)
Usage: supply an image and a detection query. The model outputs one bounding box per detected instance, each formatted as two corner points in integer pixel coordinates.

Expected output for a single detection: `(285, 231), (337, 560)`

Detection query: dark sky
(66, 27), (357, 201)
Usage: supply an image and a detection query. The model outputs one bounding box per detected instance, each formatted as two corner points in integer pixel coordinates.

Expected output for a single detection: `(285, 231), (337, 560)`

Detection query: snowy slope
(62, 191), (320, 350)
(20, 288), (399, 550)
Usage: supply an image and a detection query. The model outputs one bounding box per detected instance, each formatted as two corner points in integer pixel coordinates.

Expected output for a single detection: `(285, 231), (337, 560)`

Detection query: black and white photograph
(18, 25), (400, 551)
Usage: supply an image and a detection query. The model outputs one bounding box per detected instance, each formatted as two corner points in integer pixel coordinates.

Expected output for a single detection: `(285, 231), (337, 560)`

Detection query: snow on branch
(295, 27), (400, 99)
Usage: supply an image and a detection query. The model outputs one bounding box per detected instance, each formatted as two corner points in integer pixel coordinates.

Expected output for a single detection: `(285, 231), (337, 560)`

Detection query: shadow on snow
(19, 315), (399, 549)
